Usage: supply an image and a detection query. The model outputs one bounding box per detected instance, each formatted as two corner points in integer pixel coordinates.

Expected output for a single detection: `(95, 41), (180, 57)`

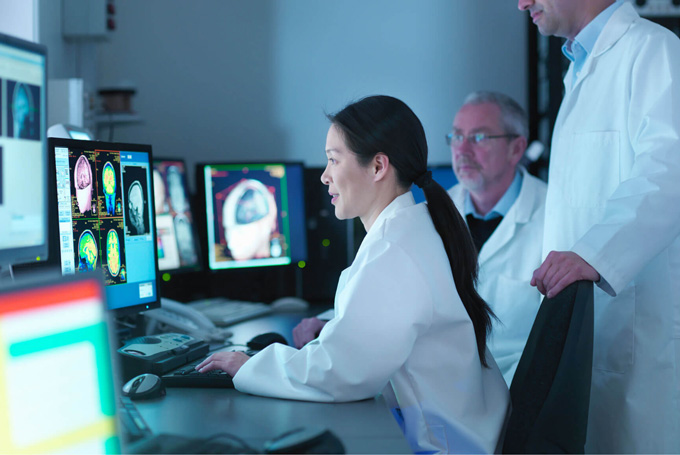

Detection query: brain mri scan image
(78, 230), (98, 271)
(74, 155), (93, 214)
(103, 162), (117, 216)
(106, 229), (121, 277)
(222, 179), (279, 261)
(128, 181), (146, 235)
(167, 165), (188, 213)
(6, 81), (40, 140)
(174, 213), (197, 264)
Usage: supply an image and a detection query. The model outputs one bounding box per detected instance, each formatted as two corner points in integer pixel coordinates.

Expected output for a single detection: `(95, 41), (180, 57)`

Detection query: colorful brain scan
(75, 156), (92, 189)
(106, 229), (121, 277)
(103, 162), (116, 216)
(78, 230), (98, 271)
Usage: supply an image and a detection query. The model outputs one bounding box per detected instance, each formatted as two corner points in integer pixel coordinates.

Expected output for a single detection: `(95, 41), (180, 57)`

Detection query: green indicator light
(297, 261), (306, 269)
(36, 256), (41, 261)
(162, 273), (171, 282)
(322, 239), (331, 247)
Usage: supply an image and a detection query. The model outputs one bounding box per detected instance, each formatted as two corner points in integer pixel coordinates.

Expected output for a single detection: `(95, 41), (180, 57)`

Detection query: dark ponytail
(329, 95), (495, 367)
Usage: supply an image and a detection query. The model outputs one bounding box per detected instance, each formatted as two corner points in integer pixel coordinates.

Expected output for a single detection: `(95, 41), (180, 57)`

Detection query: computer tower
(301, 167), (362, 304)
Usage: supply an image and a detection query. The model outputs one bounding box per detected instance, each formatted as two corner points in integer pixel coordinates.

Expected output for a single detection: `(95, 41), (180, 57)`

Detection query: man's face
(517, 0), (584, 39)
(451, 103), (519, 194)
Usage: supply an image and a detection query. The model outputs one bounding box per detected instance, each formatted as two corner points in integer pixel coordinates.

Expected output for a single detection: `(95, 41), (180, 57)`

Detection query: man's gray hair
(462, 91), (528, 139)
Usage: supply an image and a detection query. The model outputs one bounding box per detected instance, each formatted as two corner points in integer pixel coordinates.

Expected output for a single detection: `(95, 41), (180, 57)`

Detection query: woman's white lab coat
(545, 3), (680, 452)
(233, 192), (510, 454)
(449, 168), (546, 386)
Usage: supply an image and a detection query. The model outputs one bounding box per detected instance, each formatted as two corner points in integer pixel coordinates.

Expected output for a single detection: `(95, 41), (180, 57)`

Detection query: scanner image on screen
(6, 80), (41, 141)
(53, 141), (157, 311)
(152, 160), (200, 272)
(0, 35), (48, 266)
(205, 164), (292, 270)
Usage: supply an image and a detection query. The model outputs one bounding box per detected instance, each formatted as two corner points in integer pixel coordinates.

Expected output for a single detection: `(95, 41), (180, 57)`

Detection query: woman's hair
(328, 95), (495, 367)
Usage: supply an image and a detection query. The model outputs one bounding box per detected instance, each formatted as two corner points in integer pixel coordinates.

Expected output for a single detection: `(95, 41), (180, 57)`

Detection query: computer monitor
(152, 158), (201, 274)
(48, 137), (160, 315)
(411, 164), (458, 203)
(197, 162), (307, 272)
(0, 273), (119, 454)
(0, 32), (48, 271)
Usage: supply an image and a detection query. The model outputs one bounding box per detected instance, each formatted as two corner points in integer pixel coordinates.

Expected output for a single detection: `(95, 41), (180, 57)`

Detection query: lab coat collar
(564, 2), (637, 92)
(450, 168), (542, 265)
(366, 191), (415, 237)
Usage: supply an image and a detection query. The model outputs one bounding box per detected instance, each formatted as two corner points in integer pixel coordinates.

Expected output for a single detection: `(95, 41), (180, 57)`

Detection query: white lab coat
(545, 3), (680, 452)
(449, 168), (546, 386)
(233, 192), (510, 454)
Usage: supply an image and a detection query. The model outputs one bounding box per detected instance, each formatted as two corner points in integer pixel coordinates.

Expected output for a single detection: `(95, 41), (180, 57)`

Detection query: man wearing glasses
(448, 91), (546, 386)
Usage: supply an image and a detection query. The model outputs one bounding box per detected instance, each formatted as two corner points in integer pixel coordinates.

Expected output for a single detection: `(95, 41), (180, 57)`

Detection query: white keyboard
(188, 298), (272, 327)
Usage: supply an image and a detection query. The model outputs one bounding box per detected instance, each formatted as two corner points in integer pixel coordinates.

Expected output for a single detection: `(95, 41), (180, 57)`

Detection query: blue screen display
(52, 140), (158, 313)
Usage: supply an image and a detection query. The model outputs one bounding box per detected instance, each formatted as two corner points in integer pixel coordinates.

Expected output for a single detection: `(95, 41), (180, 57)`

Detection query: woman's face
(321, 124), (376, 221)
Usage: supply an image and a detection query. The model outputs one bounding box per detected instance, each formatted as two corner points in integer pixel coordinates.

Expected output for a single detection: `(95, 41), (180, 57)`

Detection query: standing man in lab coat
(447, 91), (546, 386)
(518, 0), (680, 452)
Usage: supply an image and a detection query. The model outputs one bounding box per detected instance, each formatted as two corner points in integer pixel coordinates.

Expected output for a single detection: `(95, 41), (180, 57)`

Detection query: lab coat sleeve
(571, 33), (680, 295)
(232, 239), (433, 402)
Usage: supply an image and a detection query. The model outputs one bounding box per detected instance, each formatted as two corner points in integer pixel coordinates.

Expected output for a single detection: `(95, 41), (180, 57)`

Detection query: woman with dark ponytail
(196, 95), (510, 453)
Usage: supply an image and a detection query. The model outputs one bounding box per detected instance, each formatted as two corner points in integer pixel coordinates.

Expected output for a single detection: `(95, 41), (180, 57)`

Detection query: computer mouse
(270, 296), (309, 312)
(264, 426), (345, 454)
(122, 373), (166, 400)
(247, 332), (289, 351)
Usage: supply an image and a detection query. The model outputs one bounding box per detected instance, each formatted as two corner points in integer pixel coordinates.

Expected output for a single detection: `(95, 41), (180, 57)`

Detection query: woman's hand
(195, 351), (250, 377)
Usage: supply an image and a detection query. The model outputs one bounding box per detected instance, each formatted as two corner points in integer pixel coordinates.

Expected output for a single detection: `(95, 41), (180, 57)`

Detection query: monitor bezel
(0, 32), (49, 270)
(46, 137), (161, 316)
(195, 160), (307, 273)
(152, 157), (203, 275)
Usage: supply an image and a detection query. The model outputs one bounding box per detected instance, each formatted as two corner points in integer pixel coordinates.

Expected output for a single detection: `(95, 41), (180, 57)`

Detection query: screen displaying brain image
(100, 217), (127, 286)
(95, 151), (122, 218)
(6, 80), (41, 141)
(73, 155), (94, 214)
(123, 165), (150, 236)
(153, 169), (167, 215)
(102, 162), (116, 216)
(78, 229), (98, 272)
(106, 229), (120, 277)
(220, 178), (280, 261)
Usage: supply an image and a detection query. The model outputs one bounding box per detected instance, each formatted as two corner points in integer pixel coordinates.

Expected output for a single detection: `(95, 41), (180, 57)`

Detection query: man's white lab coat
(545, 3), (680, 452)
(233, 192), (509, 454)
(449, 168), (546, 386)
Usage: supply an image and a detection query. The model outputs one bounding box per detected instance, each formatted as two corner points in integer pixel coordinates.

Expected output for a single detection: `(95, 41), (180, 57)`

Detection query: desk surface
(133, 311), (412, 454)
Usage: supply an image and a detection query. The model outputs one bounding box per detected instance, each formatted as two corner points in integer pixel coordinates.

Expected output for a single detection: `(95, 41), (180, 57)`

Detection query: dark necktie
(466, 214), (503, 253)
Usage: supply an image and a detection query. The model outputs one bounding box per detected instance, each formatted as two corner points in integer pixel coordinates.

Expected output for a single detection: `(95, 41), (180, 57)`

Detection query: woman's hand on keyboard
(195, 351), (250, 377)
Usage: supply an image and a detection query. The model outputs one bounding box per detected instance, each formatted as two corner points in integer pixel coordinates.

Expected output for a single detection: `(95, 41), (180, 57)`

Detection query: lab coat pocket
(592, 283), (635, 373)
(565, 131), (620, 208)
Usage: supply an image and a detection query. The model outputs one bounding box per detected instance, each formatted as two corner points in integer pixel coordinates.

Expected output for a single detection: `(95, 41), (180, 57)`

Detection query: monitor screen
(0, 32), (48, 269)
(49, 138), (159, 315)
(152, 158), (201, 273)
(198, 162), (307, 271)
(0, 274), (119, 454)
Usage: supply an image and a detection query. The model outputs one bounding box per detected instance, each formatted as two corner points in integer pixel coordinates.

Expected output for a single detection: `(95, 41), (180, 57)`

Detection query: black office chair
(502, 280), (594, 454)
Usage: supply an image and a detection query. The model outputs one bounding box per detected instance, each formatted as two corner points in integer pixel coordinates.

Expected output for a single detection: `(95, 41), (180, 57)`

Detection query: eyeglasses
(446, 132), (519, 147)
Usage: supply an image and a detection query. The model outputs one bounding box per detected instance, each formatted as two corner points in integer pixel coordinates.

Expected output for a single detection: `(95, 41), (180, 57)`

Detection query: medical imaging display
(72, 220), (101, 272)
(6, 80), (41, 140)
(95, 152), (123, 217)
(0, 147), (3, 204)
(69, 150), (97, 217)
(209, 166), (287, 266)
(152, 160), (200, 271)
(123, 165), (150, 236)
(100, 218), (127, 285)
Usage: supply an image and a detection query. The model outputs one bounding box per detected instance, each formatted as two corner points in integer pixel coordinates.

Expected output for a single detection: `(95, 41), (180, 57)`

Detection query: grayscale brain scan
(128, 180), (146, 235)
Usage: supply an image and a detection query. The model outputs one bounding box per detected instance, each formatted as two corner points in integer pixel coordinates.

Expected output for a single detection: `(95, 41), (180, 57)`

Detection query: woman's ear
(373, 153), (390, 181)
